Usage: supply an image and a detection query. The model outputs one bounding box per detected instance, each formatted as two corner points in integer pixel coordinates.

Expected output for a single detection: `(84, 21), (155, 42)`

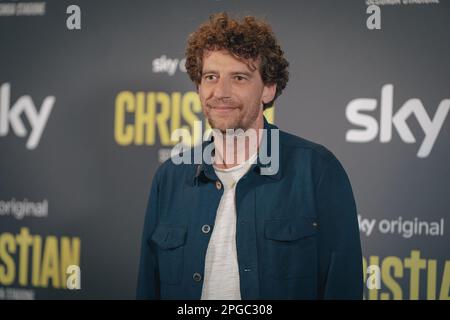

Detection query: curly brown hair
(185, 12), (289, 110)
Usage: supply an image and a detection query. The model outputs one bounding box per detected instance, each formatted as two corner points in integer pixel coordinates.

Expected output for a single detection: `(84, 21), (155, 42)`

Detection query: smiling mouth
(215, 106), (236, 109)
(210, 104), (239, 110)
(211, 107), (238, 114)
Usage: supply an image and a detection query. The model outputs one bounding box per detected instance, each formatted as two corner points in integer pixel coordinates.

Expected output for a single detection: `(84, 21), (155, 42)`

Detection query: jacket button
(193, 272), (202, 282)
(201, 224), (211, 234)
(215, 180), (222, 190)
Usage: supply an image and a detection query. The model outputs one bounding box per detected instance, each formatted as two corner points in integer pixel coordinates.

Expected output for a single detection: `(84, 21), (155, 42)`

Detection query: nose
(213, 77), (231, 99)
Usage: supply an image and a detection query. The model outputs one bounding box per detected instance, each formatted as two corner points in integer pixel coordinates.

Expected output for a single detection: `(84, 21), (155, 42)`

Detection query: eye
(234, 75), (246, 81)
(203, 74), (217, 81)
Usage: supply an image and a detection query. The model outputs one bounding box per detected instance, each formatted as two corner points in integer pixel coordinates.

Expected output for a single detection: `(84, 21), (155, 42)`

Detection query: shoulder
(279, 129), (339, 167)
(151, 146), (199, 185)
(275, 128), (351, 188)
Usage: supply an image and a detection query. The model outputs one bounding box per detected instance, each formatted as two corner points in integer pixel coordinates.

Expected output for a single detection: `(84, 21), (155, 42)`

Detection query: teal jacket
(137, 117), (363, 299)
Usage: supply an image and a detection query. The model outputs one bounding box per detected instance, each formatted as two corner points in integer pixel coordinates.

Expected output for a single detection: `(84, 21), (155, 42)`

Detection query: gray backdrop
(0, 0), (449, 299)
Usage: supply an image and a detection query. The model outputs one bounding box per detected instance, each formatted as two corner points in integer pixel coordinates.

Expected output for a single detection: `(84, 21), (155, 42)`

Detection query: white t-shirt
(200, 152), (258, 300)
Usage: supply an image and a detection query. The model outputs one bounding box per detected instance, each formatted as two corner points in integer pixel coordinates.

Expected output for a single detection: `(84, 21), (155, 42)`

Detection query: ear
(262, 83), (277, 104)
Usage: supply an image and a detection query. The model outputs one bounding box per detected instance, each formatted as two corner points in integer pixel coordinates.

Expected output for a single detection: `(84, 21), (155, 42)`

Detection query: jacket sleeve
(315, 155), (363, 299)
(136, 170), (161, 299)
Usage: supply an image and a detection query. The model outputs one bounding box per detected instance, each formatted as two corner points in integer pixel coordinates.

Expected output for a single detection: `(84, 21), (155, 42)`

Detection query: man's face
(198, 50), (276, 132)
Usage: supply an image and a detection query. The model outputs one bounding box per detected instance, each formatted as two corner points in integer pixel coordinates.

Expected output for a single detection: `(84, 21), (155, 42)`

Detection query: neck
(213, 113), (264, 170)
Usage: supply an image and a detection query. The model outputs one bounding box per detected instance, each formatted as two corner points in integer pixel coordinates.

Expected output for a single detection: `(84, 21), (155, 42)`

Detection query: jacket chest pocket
(263, 217), (317, 279)
(150, 225), (187, 285)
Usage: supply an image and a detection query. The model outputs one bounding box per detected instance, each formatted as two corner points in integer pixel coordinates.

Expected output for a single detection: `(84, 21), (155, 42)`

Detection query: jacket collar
(191, 115), (282, 186)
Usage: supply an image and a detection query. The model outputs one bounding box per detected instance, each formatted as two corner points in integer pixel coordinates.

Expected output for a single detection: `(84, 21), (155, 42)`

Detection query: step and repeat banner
(0, 0), (449, 299)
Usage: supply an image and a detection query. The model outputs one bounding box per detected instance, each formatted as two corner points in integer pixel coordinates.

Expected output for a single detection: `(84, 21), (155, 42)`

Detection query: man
(137, 12), (363, 299)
